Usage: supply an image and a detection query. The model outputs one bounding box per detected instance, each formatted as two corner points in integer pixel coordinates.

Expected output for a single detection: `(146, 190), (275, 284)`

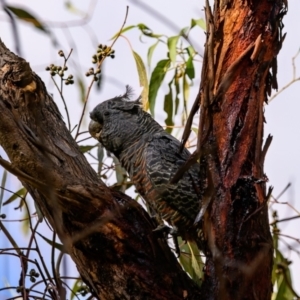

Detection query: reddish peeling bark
(197, 0), (287, 299)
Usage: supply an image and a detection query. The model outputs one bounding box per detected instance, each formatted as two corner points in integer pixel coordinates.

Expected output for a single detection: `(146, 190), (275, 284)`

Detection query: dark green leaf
(149, 59), (171, 116)
(79, 145), (97, 153)
(137, 23), (162, 38)
(174, 75), (180, 115)
(164, 83), (174, 134)
(186, 56), (195, 80)
(137, 23), (151, 32)
(6, 6), (49, 33)
(167, 36), (180, 63)
(175, 96), (180, 116)
(0, 170), (7, 211)
(147, 41), (159, 67)
(132, 51), (149, 110)
(36, 232), (65, 252)
(3, 187), (26, 206)
(191, 18), (206, 30)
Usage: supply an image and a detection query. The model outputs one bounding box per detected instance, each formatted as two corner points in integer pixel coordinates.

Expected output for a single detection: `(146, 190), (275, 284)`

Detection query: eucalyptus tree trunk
(197, 0), (286, 299)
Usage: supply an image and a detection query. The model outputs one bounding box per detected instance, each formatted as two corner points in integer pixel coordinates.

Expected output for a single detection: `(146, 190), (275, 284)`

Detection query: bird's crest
(107, 85), (142, 111)
(121, 85), (135, 100)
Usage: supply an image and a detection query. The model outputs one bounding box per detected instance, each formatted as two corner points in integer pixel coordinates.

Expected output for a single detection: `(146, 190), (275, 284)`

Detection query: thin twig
(76, 130), (89, 136)
(270, 215), (300, 225)
(51, 49), (73, 131)
(77, 136), (92, 143)
(74, 6), (129, 140)
(269, 49), (300, 102)
(269, 77), (300, 102)
(275, 182), (291, 200)
(0, 221), (22, 255)
(22, 197), (57, 299)
(44, 0), (97, 28)
(51, 231), (62, 299)
(278, 233), (300, 244)
(2, 0), (22, 55)
(74, 77), (95, 140)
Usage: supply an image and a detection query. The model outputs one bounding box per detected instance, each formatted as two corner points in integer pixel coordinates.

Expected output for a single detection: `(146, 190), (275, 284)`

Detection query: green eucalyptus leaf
(79, 145), (97, 153)
(186, 56), (195, 80)
(178, 237), (202, 285)
(110, 25), (136, 40)
(137, 23), (151, 32)
(174, 75), (180, 115)
(70, 279), (83, 300)
(167, 36), (180, 63)
(180, 26), (189, 36)
(188, 241), (203, 279)
(3, 187), (26, 206)
(164, 82), (174, 134)
(6, 6), (49, 33)
(276, 274), (294, 300)
(137, 23), (162, 38)
(191, 18), (206, 30)
(132, 51), (149, 110)
(149, 59), (171, 116)
(186, 45), (196, 57)
(147, 41), (159, 67)
(0, 170), (7, 211)
(36, 232), (65, 252)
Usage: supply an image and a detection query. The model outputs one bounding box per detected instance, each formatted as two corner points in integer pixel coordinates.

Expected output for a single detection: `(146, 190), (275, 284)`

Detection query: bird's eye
(103, 111), (110, 116)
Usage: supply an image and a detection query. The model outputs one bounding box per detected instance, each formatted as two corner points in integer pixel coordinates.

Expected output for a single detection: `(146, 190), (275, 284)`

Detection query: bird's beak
(89, 120), (102, 140)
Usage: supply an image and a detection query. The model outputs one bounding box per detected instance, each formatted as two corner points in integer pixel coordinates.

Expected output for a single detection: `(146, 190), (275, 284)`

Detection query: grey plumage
(89, 86), (202, 242)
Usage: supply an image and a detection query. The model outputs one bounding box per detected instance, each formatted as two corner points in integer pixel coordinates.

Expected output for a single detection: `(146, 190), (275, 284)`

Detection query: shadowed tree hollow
(0, 0), (287, 299)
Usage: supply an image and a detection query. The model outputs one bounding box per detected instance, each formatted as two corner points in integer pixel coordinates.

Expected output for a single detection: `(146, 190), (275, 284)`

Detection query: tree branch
(0, 39), (200, 300)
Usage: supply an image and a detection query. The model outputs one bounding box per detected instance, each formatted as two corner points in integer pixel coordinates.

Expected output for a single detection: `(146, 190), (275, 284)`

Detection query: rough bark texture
(0, 40), (201, 299)
(198, 0), (286, 299)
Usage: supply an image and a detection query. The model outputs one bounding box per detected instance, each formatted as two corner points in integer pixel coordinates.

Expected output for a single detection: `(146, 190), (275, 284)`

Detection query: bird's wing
(144, 133), (201, 227)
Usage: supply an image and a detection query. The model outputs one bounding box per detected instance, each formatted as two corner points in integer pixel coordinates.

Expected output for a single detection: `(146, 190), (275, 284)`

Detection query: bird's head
(89, 85), (161, 155)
